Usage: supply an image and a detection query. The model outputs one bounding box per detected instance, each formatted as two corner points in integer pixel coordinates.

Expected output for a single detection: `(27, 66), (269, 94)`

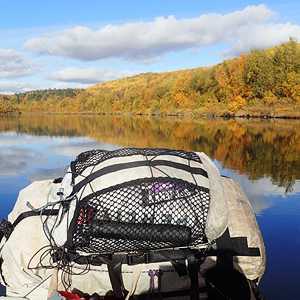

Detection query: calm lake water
(0, 114), (300, 299)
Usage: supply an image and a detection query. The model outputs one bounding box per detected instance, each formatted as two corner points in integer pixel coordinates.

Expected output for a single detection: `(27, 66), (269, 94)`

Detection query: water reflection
(0, 114), (300, 299)
(0, 132), (119, 179)
(1, 114), (299, 192)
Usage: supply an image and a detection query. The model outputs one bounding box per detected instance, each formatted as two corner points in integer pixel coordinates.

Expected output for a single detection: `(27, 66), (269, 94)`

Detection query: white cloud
(237, 176), (300, 215)
(0, 81), (39, 94)
(0, 132), (78, 148)
(0, 80), (88, 94)
(46, 67), (144, 84)
(0, 49), (43, 78)
(220, 22), (300, 58)
(22, 5), (290, 63)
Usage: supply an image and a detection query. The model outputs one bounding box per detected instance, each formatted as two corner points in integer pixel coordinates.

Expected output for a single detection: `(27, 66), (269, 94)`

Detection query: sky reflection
(0, 132), (120, 221)
(215, 160), (300, 215)
(0, 125), (300, 299)
(1, 131), (298, 218)
(0, 132), (119, 179)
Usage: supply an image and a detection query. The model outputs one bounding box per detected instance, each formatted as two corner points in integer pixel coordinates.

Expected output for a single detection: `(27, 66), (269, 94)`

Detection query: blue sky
(1, 0), (300, 94)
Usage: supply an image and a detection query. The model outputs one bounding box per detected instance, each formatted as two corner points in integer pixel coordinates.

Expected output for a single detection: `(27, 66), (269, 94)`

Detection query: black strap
(73, 159), (208, 193)
(66, 247), (214, 268)
(65, 229), (260, 268)
(0, 257), (8, 286)
(216, 228), (234, 267)
(1, 209), (59, 242)
(13, 209), (59, 229)
(183, 249), (200, 300)
(107, 260), (127, 298)
(216, 228), (260, 268)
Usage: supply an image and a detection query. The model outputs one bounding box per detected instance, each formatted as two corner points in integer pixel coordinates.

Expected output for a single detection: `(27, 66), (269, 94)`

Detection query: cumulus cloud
(0, 81), (41, 94)
(0, 132), (76, 148)
(0, 80), (88, 94)
(237, 176), (300, 215)
(46, 67), (144, 84)
(0, 49), (43, 78)
(22, 5), (294, 63)
(220, 22), (300, 57)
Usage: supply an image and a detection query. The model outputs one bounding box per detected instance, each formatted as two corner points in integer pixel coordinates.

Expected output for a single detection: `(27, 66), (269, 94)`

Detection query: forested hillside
(0, 88), (83, 114)
(1, 39), (300, 117)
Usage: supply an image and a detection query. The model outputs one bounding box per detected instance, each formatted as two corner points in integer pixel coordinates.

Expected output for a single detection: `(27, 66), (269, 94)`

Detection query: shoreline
(1, 111), (300, 120)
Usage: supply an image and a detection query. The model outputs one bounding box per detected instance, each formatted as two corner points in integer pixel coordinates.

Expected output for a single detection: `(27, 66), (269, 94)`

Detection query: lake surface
(0, 114), (299, 299)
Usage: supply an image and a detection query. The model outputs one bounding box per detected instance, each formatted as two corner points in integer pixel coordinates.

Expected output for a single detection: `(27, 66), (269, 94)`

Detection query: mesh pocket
(71, 177), (210, 254)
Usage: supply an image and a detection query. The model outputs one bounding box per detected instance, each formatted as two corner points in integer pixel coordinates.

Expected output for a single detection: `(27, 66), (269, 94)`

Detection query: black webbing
(183, 249), (201, 300)
(0, 257), (8, 286)
(216, 228), (261, 268)
(72, 159), (208, 194)
(2, 209), (59, 242)
(216, 228), (234, 268)
(107, 261), (127, 298)
(65, 228), (260, 268)
(13, 209), (59, 229)
(64, 247), (214, 267)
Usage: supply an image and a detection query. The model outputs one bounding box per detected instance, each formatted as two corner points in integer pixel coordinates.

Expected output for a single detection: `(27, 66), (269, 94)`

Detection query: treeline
(0, 88), (83, 114)
(1, 39), (300, 116)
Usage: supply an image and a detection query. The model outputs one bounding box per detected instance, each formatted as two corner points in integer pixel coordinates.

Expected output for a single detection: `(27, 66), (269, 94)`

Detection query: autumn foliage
(1, 40), (300, 117)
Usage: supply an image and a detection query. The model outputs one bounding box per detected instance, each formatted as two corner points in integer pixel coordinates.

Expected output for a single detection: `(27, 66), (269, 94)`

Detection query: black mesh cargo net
(69, 148), (210, 254)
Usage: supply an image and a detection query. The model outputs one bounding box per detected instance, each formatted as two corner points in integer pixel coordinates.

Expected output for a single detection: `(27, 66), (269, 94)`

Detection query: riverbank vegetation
(1, 39), (300, 117)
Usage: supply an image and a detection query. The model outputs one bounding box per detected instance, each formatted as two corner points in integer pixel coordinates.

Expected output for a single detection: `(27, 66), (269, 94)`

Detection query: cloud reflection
(235, 176), (275, 215)
(0, 132), (119, 179)
(1, 131), (298, 217)
(0, 148), (45, 177)
(27, 168), (67, 182)
(49, 141), (120, 159)
(0, 132), (96, 148)
(216, 161), (300, 215)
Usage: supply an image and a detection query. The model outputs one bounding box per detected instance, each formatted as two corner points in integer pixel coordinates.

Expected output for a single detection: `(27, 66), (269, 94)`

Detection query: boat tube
(0, 148), (266, 300)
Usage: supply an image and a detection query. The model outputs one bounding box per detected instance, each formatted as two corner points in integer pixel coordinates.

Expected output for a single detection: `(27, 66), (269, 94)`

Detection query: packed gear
(0, 148), (266, 300)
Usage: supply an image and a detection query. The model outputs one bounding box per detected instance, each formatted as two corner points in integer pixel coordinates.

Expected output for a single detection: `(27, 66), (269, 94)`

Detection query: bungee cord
(25, 175), (88, 292)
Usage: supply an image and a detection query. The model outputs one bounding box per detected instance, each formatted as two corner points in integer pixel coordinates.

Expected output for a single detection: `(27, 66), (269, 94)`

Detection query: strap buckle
(127, 252), (150, 265)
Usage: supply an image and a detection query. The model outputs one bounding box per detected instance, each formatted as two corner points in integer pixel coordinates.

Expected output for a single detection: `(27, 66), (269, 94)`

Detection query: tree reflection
(0, 114), (299, 192)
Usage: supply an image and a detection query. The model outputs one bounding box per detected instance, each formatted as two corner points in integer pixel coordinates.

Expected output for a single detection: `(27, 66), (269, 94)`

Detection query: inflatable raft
(0, 148), (266, 300)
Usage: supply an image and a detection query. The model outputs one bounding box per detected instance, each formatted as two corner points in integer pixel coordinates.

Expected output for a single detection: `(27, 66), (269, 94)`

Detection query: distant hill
(1, 39), (300, 118)
(0, 88), (83, 114)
